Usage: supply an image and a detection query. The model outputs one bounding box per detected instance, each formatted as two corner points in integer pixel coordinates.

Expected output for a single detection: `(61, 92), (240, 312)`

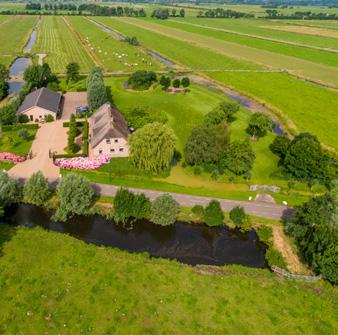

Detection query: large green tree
(87, 67), (108, 111)
(23, 63), (54, 88)
(0, 64), (9, 100)
(246, 112), (273, 138)
(66, 62), (80, 83)
(23, 171), (51, 206)
(54, 173), (94, 222)
(269, 134), (291, 160)
(184, 122), (229, 166)
(285, 193), (337, 283)
(214, 101), (239, 122)
(129, 122), (176, 173)
(204, 200), (224, 226)
(0, 172), (21, 214)
(151, 194), (179, 226)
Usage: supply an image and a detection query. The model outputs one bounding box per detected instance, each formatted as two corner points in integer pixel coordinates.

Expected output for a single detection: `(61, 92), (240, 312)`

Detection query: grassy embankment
(0, 15), (37, 67)
(0, 225), (337, 334)
(32, 16), (94, 73)
(62, 77), (311, 206)
(67, 16), (162, 73)
(96, 17), (338, 152)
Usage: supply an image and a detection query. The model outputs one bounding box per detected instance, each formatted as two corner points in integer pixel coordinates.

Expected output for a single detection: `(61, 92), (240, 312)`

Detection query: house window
(39, 115), (42, 118)
(99, 149), (103, 154)
(106, 139), (111, 144)
(110, 148), (115, 153)
(114, 139), (118, 143)
(119, 148), (124, 152)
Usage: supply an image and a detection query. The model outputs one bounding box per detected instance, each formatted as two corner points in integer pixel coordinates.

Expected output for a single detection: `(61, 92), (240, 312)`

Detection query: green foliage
(18, 114), (29, 123)
(181, 77), (190, 88)
(185, 122), (229, 166)
(286, 193), (337, 283)
(214, 101), (239, 122)
(129, 122), (176, 173)
(269, 134), (290, 160)
(204, 109), (226, 126)
(67, 114), (79, 154)
(124, 36), (140, 46)
(17, 128), (29, 141)
(0, 63), (8, 100)
(87, 67), (108, 111)
(256, 226), (273, 244)
(128, 71), (157, 90)
(44, 114), (54, 122)
(124, 106), (167, 130)
(23, 63), (55, 88)
(159, 75), (171, 90)
(23, 171), (51, 206)
(0, 172), (21, 208)
(54, 173), (94, 222)
(172, 78), (180, 88)
(151, 193), (179, 226)
(132, 193), (151, 221)
(221, 140), (255, 175)
(66, 62), (80, 82)
(246, 112), (273, 138)
(82, 121), (89, 156)
(113, 188), (136, 224)
(230, 206), (246, 226)
(265, 247), (287, 269)
(191, 204), (204, 222)
(204, 200), (224, 226)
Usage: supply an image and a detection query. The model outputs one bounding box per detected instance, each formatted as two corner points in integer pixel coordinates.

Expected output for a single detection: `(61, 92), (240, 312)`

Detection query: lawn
(32, 16), (94, 73)
(0, 226), (337, 334)
(67, 16), (162, 72)
(0, 15), (37, 67)
(0, 160), (14, 171)
(0, 126), (37, 156)
(113, 17), (338, 87)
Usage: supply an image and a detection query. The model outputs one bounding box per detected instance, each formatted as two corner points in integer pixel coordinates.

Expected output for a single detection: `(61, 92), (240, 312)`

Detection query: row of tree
(26, 3), (77, 11)
(197, 8), (254, 18)
(78, 4), (146, 17)
(0, 64), (8, 101)
(159, 76), (190, 90)
(151, 8), (185, 20)
(265, 9), (338, 19)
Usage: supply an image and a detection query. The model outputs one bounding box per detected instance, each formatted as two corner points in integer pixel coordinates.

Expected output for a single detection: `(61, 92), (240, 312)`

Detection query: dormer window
(106, 139), (110, 144)
(114, 139), (118, 143)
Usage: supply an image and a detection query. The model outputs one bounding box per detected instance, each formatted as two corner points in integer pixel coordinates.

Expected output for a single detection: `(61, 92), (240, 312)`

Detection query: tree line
(197, 8), (254, 18)
(151, 8), (185, 20)
(265, 9), (338, 19)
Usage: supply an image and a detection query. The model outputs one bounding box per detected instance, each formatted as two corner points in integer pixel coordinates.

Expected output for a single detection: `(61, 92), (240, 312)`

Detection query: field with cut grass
(32, 16), (94, 73)
(0, 226), (337, 334)
(67, 16), (162, 72)
(0, 15), (37, 66)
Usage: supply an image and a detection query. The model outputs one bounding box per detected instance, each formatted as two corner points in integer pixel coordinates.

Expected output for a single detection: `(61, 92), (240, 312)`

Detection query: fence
(271, 265), (321, 282)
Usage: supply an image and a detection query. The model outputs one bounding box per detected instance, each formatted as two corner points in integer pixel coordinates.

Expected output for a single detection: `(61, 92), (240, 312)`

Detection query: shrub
(214, 101), (239, 122)
(127, 71), (157, 90)
(23, 171), (51, 206)
(229, 206), (246, 225)
(18, 114), (29, 123)
(17, 128), (29, 141)
(265, 247), (286, 269)
(44, 114), (54, 122)
(172, 79), (180, 88)
(0, 172), (21, 208)
(204, 200), (224, 226)
(181, 77), (190, 88)
(256, 226), (273, 244)
(132, 193), (151, 220)
(113, 188), (136, 224)
(159, 75), (171, 90)
(204, 109), (226, 126)
(54, 173), (94, 222)
(151, 194), (179, 226)
(191, 204), (204, 222)
(246, 112), (273, 138)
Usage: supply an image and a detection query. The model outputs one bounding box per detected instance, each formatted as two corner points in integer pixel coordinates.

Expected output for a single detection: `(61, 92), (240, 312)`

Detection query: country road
(93, 183), (294, 220)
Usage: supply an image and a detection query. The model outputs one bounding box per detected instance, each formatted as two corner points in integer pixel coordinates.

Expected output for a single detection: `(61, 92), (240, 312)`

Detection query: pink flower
(0, 152), (26, 164)
(54, 155), (111, 170)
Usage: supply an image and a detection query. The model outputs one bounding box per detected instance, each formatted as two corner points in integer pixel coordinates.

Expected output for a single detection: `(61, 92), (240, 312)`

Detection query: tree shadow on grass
(0, 224), (17, 257)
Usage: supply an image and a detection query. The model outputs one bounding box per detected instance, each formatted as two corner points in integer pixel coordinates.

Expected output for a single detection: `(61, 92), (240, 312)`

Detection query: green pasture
(0, 15), (37, 67)
(158, 18), (338, 68)
(0, 127), (37, 156)
(32, 16), (94, 73)
(0, 226), (337, 334)
(67, 16), (162, 72)
(95, 17), (261, 71)
(115, 17), (338, 87)
(209, 71), (338, 151)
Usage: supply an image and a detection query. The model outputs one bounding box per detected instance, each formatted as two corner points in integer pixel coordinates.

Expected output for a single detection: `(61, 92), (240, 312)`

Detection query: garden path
(8, 120), (67, 180)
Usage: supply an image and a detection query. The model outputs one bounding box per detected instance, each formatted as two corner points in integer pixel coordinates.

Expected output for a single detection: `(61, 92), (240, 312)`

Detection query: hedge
(63, 121), (85, 127)
(3, 124), (39, 131)
(82, 121), (89, 157)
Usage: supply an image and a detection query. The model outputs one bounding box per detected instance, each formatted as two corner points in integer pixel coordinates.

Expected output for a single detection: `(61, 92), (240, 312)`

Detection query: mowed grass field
(0, 226), (337, 334)
(0, 15), (37, 66)
(113, 17), (338, 88)
(32, 16), (94, 73)
(95, 17), (338, 151)
(67, 17), (162, 72)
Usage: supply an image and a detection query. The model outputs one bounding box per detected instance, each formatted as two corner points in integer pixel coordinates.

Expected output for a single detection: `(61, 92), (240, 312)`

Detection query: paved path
(93, 183), (293, 220)
(8, 121), (67, 180)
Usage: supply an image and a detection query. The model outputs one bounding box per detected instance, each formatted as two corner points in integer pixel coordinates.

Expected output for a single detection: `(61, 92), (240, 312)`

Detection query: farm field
(113, 17), (338, 87)
(0, 226), (337, 334)
(0, 15), (37, 66)
(158, 18), (338, 68)
(32, 16), (94, 73)
(96, 17), (338, 151)
(67, 16), (162, 72)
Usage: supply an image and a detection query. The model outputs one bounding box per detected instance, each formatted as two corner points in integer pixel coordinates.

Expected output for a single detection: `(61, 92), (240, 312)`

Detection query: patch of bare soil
(272, 226), (309, 274)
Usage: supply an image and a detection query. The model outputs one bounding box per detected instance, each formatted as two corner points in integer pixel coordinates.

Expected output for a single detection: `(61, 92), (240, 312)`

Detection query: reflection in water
(3, 204), (267, 268)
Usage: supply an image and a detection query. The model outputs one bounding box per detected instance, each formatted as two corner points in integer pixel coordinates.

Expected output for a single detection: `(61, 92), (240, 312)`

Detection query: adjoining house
(17, 87), (62, 122)
(89, 102), (130, 157)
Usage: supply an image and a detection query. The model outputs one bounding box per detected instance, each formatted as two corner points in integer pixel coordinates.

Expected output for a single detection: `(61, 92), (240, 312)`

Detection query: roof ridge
(35, 87), (44, 105)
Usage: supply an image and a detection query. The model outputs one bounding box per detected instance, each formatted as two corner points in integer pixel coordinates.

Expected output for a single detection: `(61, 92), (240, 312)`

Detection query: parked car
(75, 106), (89, 114)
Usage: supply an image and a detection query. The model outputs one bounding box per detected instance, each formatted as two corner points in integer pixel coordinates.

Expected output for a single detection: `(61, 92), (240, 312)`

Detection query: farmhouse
(90, 102), (130, 157)
(17, 87), (62, 122)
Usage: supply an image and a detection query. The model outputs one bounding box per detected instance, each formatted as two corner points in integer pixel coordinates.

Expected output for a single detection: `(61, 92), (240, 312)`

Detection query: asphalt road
(93, 183), (294, 220)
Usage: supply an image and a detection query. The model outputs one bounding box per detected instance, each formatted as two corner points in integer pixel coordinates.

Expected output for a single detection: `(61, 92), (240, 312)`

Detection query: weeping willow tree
(129, 122), (176, 173)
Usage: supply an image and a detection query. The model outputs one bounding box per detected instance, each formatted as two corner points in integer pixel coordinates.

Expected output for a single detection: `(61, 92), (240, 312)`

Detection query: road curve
(93, 183), (294, 220)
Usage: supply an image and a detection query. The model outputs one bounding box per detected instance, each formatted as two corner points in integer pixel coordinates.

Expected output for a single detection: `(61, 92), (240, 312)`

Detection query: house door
(30, 115), (33, 121)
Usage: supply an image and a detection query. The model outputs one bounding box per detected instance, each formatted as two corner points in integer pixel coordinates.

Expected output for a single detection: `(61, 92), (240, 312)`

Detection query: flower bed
(0, 152), (26, 164)
(54, 155), (111, 170)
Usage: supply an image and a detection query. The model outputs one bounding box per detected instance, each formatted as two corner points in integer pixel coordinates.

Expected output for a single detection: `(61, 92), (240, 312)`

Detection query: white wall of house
(92, 137), (129, 157)
(21, 106), (56, 122)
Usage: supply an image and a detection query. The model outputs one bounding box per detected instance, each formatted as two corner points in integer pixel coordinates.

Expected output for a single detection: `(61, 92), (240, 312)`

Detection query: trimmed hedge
(82, 121), (89, 157)
(3, 124), (39, 131)
(63, 121), (85, 127)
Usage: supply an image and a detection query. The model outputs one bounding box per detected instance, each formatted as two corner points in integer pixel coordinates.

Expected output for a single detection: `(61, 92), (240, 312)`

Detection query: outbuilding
(17, 87), (62, 122)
